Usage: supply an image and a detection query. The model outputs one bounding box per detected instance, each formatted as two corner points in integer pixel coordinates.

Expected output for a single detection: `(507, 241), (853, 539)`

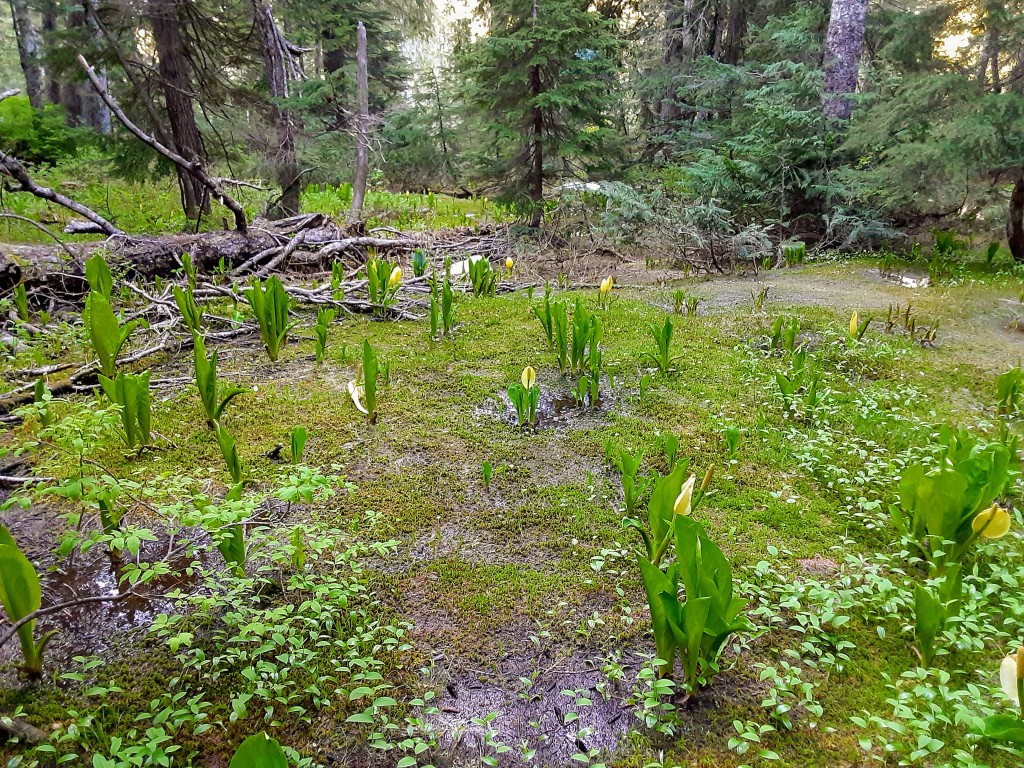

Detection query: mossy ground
(2, 257), (1023, 766)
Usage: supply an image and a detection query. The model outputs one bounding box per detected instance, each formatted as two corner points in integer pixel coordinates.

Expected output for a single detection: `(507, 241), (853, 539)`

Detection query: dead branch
(0, 213), (78, 256)
(0, 150), (123, 236)
(78, 54), (249, 233)
(0, 89), (20, 103)
(0, 715), (49, 744)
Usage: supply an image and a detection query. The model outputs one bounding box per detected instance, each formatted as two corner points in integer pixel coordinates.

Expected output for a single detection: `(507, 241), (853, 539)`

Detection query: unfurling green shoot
(642, 316), (680, 375)
(723, 425), (740, 459)
(508, 366), (539, 427)
(216, 422), (245, 487)
(659, 433), (679, 472)
(99, 370), (152, 448)
(314, 307), (336, 364)
(986, 241), (1000, 265)
(429, 273), (455, 339)
(996, 366), (1023, 416)
(441, 276), (455, 335)
(173, 283), (204, 338)
(782, 241), (805, 267)
(412, 249), (428, 277)
(0, 525), (57, 678)
(569, 298), (600, 375)
(613, 446), (649, 516)
(750, 285), (769, 313)
(83, 291), (138, 378)
(331, 261), (345, 300)
(243, 276), (294, 362)
(289, 426), (308, 464)
(194, 335), (247, 427)
(469, 258), (497, 297)
(770, 316), (799, 352)
(13, 283), (28, 322)
(229, 733), (288, 768)
(482, 460), (493, 491)
(533, 284), (556, 348)
(553, 300), (569, 374)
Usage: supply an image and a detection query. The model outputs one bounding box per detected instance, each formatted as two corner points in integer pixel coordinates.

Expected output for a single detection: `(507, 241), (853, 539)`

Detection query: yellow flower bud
(850, 311), (859, 337)
(972, 504), (1011, 539)
(388, 266), (402, 289)
(506, 257), (514, 270)
(673, 475), (696, 516)
(600, 276), (613, 295)
(521, 366), (536, 390)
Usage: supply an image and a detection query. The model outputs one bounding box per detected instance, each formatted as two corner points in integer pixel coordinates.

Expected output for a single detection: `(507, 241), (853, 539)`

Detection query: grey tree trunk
(348, 21), (369, 222)
(8, 0), (44, 108)
(822, 0), (868, 120)
(252, 0), (301, 218)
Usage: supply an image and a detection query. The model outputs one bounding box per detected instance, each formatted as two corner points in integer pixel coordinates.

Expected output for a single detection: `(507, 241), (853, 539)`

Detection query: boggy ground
(1, 256), (1023, 767)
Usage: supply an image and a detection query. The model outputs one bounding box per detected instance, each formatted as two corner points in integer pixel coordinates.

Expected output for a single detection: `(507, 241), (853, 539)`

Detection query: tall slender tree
(464, 0), (622, 225)
(9, 0), (44, 107)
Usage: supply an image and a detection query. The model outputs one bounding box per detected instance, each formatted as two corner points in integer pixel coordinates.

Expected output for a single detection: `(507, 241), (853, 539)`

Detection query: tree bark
(252, 0), (300, 218)
(1009, 174), (1024, 264)
(8, 0), (45, 108)
(822, 0), (869, 120)
(348, 21), (369, 221)
(149, 0), (208, 220)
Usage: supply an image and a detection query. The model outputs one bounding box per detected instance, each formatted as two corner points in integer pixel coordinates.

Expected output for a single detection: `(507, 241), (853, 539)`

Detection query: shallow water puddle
(429, 652), (636, 767)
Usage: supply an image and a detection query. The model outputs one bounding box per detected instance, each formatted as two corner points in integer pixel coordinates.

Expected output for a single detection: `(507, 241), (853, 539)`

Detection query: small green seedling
(723, 425), (740, 459)
(750, 285), (769, 313)
(469, 258), (497, 296)
(193, 335), (247, 427)
(642, 316), (680, 375)
(32, 378), (52, 427)
(243, 276), (295, 362)
(99, 370), (152, 448)
(13, 283), (28, 322)
(412, 249), (428, 277)
(314, 307), (336, 364)
(482, 460), (494, 491)
(173, 283), (204, 338)
(289, 426), (308, 464)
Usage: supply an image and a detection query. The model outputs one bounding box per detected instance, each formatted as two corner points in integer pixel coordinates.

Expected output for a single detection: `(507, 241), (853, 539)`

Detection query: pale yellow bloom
(850, 311), (859, 337)
(972, 504), (1012, 539)
(506, 257), (514, 270)
(347, 379), (367, 414)
(673, 475), (696, 516)
(1000, 647), (1024, 705)
(521, 366), (536, 389)
(600, 276), (613, 295)
(388, 266), (403, 289)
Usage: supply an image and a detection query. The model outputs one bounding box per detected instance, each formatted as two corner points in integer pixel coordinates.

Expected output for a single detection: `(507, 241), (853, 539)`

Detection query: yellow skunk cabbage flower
(973, 504), (1012, 539)
(600, 276), (613, 295)
(849, 311), (859, 337)
(521, 366), (536, 390)
(506, 257), (514, 270)
(673, 475), (696, 516)
(1000, 647), (1024, 705)
(388, 266), (403, 289)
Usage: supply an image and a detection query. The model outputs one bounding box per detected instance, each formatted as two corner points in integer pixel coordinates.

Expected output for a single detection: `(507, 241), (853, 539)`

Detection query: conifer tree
(463, 0), (622, 226)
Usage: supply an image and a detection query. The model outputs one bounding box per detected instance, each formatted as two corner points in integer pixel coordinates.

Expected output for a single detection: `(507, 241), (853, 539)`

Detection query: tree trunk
(8, 0), (45, 108)
(149, 0), (208, 220)
(348, 21), (369, 221)
(822, 0), (868, 120)
(82, 0), (111, 132)
(41, 0), (60, 104)
(529, 65), (544, 228)
(252, 0), (300, 218)
(1009, 174), (1024, 264)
